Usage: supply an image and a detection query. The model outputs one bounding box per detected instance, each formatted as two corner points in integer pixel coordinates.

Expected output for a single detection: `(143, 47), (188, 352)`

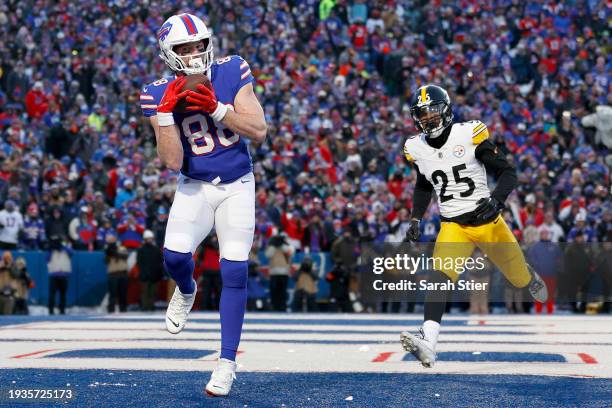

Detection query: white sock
(422, 320), (440, 349)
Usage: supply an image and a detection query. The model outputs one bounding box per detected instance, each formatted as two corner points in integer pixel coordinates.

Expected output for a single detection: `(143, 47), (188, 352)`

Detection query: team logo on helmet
(157, 22), (173, 42)
(453, 145), (466, 158)
(417, 87), (432, 106)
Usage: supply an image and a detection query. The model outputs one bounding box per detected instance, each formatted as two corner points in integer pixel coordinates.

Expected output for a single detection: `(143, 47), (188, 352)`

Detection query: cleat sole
(205, 387), (227, 397)
(400, 332), (436, 368)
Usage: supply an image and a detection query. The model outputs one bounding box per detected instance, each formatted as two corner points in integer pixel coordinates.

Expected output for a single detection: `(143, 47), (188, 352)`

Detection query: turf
(1, 369), (610, 408)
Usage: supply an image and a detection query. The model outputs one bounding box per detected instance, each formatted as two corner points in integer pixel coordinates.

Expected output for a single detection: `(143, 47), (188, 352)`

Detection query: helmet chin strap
(189, 57), (204, 69)
(427, 127), (445, 138)
(189, 56), (213, 79)
(426, 122), (453, 143)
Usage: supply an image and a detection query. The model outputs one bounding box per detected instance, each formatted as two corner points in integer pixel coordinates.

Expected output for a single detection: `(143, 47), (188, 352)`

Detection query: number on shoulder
(216, 56), (232, 65)
(151, 78), (169, 87)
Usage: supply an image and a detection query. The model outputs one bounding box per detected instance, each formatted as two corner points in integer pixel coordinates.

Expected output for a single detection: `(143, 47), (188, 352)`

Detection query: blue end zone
(403, 352), (567, 363)
(45, 349), (217, 360)
(0, 370), (610, 408)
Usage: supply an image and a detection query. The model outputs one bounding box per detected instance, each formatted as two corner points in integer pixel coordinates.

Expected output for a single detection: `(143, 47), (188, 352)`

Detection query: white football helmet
(157, 13), (214, 75)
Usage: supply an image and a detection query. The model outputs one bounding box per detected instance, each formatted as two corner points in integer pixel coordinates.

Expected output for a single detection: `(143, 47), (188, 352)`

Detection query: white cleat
(400, 329), (437, 368)
(527, 265), (548, 303)
(165, 280), (196, 334)
(205, 358), (237, 397)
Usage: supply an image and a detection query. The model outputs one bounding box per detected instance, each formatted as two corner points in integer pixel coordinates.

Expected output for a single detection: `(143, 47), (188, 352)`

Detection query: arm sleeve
(412, 164), (434, 220)
(140, 80), (168, 117)
(475, 140), (517, 202)
(230, 55), (255, 96)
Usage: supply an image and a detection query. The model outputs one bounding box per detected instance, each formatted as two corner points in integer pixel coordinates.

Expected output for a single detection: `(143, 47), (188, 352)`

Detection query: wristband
(210, 103), (228, 122)
(157, 112), (175, 126)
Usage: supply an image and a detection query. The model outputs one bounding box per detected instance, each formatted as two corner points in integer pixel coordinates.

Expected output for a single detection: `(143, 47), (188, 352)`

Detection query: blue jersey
(140, 55), (255, 184)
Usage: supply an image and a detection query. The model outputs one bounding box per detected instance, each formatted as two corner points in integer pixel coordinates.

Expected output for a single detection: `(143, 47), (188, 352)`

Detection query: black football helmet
(409, 84), (454, 138)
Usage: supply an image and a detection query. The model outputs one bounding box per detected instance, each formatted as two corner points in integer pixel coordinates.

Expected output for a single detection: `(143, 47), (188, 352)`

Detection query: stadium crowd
(0, 0), (609, 313)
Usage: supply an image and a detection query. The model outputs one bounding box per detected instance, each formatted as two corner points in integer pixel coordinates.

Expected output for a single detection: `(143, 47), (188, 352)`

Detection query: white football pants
(164, 172), (255, 261)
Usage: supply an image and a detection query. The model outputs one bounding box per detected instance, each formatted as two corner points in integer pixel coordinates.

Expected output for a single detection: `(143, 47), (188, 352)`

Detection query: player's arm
(221, 83), (267, 143)
(405, 155), (434, 241)
(185, 82), (266, 143)
(144, 78), (188, 172)
(149, 116), (183, 171)
(412, 164), (434, 220)
(475, 140), (517, 202)
(472, 137), (517, 221)
(185, 56), (266, 143)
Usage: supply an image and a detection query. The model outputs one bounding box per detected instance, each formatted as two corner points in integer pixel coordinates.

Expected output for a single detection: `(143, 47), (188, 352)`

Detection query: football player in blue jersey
(140, 13), (266, 397)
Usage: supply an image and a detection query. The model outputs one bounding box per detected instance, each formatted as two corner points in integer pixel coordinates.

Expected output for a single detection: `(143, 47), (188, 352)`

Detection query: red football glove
(156, 77), (188, 126)
(185, 84), (229, 122)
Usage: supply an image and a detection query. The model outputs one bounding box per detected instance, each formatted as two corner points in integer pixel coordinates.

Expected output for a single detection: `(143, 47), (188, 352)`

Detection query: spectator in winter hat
(568, 212), (595, 242)
(114, 179), (135, 208)
(24, 81), (48, 119)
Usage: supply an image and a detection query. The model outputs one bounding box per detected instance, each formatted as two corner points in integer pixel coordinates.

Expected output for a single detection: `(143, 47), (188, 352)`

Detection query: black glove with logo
(404, 219), (421, 242)
(473, 197), (504, 221)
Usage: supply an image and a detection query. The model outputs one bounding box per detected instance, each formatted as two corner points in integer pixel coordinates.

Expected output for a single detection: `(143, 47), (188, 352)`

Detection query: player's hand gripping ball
(184, 77), (229, 122)
(157, 76), (189, 114)
(174, 74), (212, 113)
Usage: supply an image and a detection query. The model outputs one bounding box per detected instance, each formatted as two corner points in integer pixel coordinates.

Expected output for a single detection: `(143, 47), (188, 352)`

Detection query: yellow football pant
(432, 215), (531, 288)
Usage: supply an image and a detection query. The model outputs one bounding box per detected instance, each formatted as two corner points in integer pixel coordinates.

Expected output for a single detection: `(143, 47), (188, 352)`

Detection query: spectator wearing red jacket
(68, 206), (97, 250)
(348, 21), (367, 49)
(117, 215), (145, 249)
(24, 82), (48, 119)
(520, 194), (545, 227)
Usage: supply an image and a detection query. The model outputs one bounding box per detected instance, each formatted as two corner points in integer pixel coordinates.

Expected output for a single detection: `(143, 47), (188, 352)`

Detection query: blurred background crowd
(0, 0), (609, 314)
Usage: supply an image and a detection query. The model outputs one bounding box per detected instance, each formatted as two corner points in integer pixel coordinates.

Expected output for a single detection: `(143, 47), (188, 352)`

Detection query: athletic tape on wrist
(157, 112), (175, 126)
(210, 103), (228, 122)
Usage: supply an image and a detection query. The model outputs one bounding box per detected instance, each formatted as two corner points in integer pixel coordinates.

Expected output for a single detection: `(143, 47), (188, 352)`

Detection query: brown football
(175, 73), (211, 112)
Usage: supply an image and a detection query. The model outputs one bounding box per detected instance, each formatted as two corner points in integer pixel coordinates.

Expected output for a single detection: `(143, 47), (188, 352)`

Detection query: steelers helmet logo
(417, 89), (431, 106)
(453, 145), (465, 158)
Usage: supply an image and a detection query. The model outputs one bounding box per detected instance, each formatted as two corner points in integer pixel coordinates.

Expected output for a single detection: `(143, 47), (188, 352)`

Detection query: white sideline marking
(0, 314), (610, 378)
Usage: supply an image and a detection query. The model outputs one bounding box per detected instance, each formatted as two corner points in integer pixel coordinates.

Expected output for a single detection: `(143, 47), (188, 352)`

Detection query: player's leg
(206, 173), (255, 397)
(476, 216), (548, 302)
(48, 277), (56, 315)
(164, 177), (215, 333)
(401, 222), (475, 367)
(58, 277), (68, 315)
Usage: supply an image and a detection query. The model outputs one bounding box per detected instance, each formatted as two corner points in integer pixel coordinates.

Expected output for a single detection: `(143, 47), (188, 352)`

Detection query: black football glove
(473, 197), (504, 221)
(404, 219), (421, 242)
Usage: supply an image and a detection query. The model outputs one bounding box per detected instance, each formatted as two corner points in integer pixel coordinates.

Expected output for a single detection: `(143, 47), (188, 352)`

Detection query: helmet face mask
(158, 14), (214, 76)
(411, 102), (449, 138)
(172, 39), (211, 73)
